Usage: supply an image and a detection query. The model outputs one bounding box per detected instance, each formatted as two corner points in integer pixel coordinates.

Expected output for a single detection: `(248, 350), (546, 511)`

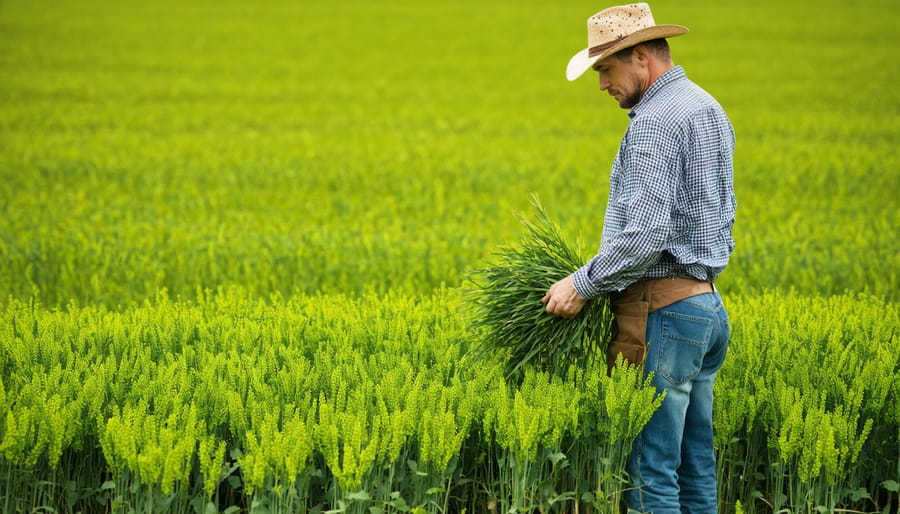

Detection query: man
(540, 3), (736, 513)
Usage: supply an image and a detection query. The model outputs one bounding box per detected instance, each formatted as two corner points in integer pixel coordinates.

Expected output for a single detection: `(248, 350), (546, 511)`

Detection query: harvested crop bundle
(467, 197), (614, 379)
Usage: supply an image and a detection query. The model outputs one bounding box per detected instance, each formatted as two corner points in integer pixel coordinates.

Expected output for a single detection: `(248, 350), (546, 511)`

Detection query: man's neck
(647, 60), (675, 89)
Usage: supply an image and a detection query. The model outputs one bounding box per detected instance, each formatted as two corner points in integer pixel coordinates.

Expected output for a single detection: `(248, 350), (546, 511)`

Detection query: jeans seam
(679, 295), (719, 314)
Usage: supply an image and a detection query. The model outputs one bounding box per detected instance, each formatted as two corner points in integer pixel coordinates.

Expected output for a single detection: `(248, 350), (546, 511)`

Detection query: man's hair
(614, 38), (671, 63)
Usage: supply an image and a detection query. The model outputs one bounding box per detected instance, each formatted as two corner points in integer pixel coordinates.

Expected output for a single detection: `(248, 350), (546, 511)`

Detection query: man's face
(593, 54), (645, 109)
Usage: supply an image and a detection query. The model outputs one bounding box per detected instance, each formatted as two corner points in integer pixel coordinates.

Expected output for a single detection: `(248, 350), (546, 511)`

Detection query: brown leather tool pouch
(606, 277), (714, 372)
(607, 300), (650, 371)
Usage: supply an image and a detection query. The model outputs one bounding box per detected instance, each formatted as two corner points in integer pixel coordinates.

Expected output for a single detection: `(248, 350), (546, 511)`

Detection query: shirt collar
(628, 65), (686, 119)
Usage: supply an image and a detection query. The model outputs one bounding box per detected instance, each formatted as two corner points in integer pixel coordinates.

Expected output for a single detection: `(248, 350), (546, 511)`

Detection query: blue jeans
(625, 292), (730, 514)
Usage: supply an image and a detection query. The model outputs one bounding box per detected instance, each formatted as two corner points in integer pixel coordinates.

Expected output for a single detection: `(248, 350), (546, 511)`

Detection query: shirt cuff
(572, 266), (600, 300)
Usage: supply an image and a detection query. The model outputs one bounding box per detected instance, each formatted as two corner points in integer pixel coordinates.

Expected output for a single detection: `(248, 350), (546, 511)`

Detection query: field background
(2, 0), (897, 305)
(1, 0), (898, 512)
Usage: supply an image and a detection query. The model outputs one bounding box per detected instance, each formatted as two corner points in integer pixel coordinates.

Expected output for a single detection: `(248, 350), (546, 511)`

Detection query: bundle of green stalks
(467, 197), (614, 379)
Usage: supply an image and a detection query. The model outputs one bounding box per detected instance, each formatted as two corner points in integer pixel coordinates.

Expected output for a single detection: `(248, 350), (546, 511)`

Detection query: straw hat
(566, 3), (688, 81)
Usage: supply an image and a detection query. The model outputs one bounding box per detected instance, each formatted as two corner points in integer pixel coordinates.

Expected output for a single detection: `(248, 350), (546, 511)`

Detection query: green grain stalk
(467, 196), (613, 380)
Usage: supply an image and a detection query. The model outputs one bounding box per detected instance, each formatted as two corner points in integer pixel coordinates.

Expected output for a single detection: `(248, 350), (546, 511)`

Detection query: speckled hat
(566, 3), (687, 81)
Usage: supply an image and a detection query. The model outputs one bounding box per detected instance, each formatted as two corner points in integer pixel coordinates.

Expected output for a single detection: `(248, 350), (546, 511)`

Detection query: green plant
(467, 197), (614, 379)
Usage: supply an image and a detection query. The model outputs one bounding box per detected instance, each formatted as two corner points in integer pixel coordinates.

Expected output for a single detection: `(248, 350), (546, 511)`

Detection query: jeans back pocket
(658, 310), (713, 385)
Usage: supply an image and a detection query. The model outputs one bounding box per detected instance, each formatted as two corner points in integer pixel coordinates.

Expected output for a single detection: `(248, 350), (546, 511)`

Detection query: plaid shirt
(573, 66), (736, 298)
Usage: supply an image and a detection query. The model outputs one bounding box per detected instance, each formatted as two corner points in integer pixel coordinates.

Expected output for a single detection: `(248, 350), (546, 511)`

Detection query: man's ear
(633, 44), (651, 67)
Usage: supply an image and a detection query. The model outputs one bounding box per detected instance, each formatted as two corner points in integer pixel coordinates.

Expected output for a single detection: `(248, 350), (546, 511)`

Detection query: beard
(618, 89), (643, 109)
(613, 72), (646, 109)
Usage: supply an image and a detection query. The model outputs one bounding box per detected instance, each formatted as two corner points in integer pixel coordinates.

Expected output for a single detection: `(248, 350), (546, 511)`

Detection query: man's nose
(598, 74), (610, 91)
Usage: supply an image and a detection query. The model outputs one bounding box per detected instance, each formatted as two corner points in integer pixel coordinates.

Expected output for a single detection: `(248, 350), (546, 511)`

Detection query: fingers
(543, 294), (572, 319)
(542, 274), (585, 319)
(542, 283), (563, 315)
(544, 297), (557, 315)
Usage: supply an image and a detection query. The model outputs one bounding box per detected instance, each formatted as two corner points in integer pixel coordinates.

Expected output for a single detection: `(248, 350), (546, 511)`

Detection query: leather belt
(612, 277), (715, 312)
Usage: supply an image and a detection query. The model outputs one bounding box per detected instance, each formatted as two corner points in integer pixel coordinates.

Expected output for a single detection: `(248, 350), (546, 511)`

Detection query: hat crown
(566, 3), (686, 81)
(587, 3), (655, 49)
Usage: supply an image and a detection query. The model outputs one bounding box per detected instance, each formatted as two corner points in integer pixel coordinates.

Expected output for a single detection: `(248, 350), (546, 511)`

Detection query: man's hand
(541, 274), (587, 319)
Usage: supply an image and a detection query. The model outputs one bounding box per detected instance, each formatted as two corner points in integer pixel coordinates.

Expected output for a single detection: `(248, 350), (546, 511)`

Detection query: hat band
(588, 35), (626, 57)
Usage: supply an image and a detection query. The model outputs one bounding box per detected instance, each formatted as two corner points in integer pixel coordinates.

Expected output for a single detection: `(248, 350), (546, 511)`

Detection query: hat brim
(566, 25), (688, 81)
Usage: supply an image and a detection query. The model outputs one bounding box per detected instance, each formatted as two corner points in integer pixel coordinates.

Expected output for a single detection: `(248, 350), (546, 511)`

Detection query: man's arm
(573, 116), (680, 297)
(545, 115), (680, 312)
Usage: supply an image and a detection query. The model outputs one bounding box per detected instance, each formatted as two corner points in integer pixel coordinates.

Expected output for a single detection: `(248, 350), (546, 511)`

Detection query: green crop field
(1, 0), (898, 512)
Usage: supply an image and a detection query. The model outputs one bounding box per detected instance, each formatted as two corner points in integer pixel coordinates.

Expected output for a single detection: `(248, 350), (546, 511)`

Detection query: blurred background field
(1, 0), (897, 306)
(1, 0), (898, 512)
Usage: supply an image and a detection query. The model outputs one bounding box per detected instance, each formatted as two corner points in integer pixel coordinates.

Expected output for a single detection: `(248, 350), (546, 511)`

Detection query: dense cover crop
(1, 0), (898, 512)
(1, 291), (895, 513)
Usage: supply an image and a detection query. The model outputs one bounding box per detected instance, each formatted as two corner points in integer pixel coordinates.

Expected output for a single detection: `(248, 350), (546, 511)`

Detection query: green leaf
(389, 497), (410, 511)
(347, 491), (372, 501)
(882, 480), (899, 492)
(227, 474), (242, 489)
(850, 487), (870, 501)
(546, 451), (567, 465)
(324, 500), (347, 513)
(249, 498), (270, 514)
